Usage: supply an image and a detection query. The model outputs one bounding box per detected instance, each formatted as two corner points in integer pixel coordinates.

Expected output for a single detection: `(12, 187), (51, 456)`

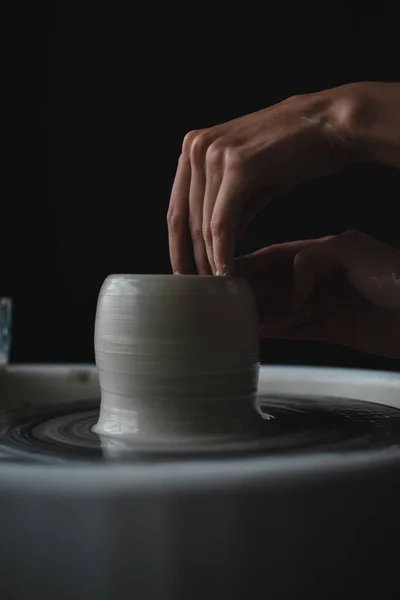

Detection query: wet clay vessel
(94, 274), (260, 444)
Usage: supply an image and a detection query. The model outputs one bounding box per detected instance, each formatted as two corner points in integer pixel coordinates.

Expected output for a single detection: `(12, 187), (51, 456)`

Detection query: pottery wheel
(1, 393), (400, 462)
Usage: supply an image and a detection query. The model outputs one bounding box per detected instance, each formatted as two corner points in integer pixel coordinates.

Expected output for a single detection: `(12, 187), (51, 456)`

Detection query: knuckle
(202, 223), (213, 245)
(293, 250), (305, 268)
(286, 93), (300, 103)
(190, 132), (210, 163)
(210, 218), (224, 239)
(341, 229), (362, 241)
(294, 246), (314, 268)
(283, 93), (308, 106)
(224, 146), (244, 170)
(182, 129), (202, 155)
(166, 209), (181, 233)
(205, 141), (224, 167)
(337, 229), (368, 252)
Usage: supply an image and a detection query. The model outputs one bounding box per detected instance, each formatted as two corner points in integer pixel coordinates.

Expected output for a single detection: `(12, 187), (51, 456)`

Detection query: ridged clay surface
(94, 275), (261, 445)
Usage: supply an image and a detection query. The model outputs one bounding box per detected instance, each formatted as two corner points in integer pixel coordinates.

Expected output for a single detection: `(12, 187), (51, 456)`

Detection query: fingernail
(173, 271), (181, 275)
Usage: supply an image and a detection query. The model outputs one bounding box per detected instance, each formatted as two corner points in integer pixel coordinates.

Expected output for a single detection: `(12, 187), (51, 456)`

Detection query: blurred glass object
(0, 298), (12, 365)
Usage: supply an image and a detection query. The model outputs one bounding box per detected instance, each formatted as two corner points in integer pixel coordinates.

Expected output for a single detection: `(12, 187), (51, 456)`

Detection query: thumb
(293, 230), (378, 301)
(293, 236), (344, 301)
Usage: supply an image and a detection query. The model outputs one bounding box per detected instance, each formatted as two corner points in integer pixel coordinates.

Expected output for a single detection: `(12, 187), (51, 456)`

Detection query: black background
(6, 2), (400, 369)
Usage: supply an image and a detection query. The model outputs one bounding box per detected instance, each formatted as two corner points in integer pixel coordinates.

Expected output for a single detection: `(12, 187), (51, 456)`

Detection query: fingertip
(213, 242), (234, 278)
(170, 256), (195, 276)
(215, 263), (233, 277)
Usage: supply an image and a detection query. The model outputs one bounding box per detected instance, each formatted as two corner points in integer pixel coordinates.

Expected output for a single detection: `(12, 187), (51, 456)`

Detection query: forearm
(332, 82), (400, 169)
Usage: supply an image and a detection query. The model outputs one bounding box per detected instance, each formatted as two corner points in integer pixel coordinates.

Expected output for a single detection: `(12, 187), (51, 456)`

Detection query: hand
(167, 83), (362, 275)
(235, 230), (400, 359)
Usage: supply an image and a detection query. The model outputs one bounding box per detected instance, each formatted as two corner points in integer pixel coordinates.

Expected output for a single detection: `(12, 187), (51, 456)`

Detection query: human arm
(167, 82), (400, 276)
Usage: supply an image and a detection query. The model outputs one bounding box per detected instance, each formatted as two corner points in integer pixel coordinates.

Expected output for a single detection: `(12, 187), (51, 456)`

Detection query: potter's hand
(167, 82), (400, 276)
(235, 230), (400, 359)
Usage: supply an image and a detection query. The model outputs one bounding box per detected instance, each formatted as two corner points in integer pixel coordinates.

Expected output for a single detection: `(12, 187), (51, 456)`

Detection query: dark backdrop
(7, 2), (400, 369)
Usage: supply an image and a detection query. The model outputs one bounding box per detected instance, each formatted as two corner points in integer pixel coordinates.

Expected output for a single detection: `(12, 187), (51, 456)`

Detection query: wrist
(327, 82), (400, 168)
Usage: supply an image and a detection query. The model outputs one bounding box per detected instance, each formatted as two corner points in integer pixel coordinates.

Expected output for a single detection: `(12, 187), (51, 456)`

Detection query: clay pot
(94, 274), (260, 444)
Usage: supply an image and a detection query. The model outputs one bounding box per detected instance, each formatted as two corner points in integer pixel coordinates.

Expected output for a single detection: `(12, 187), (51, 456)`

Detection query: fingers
(235, 236), (347, 341)
(167, 153), (193, 274)
(211, 165), (248, 275)
(235, 239), (322, 279)
(168, 128), (252, 276)
(293, 235), (339, 300)
(202, 142), (224, 274)
(189, 163), (212, 275)
(189, 134), (246, 275)
(292, 229), (389, 302)
(168, 126), (287, 275)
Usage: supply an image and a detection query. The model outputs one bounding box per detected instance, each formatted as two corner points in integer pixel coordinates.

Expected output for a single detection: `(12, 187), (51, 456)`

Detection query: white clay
(94, 275), (261, 446)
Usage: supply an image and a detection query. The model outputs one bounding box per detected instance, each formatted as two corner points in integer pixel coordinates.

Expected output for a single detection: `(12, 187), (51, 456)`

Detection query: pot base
(1, 392), (400, 462)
